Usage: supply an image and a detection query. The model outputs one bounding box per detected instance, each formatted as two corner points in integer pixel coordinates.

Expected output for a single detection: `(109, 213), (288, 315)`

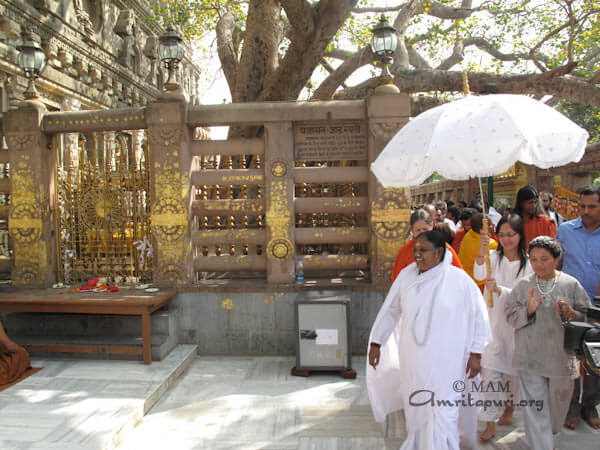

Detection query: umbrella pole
(478, 177), (494, 308)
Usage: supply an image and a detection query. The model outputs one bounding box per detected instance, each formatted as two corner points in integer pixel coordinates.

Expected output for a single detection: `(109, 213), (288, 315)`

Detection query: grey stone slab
(0, 403), (66, 442)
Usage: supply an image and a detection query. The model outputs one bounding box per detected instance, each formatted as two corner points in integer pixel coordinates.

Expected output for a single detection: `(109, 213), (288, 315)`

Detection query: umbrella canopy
(370, 94), (589, 188)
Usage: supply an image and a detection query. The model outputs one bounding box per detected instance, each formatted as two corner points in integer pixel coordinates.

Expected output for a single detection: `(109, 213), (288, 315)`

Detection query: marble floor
(0, 345), (197, 450)
(117, 356), (600, 450)
(1, 354), (598, 449)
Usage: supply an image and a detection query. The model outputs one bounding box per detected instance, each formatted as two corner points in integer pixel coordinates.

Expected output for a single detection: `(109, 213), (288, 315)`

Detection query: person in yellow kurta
(0, 321), (30, 386)
(459, 213), (498, 292)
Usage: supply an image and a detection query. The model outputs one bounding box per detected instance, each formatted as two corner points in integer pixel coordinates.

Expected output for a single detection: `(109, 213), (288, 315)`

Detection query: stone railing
(3, 87), (412, 289)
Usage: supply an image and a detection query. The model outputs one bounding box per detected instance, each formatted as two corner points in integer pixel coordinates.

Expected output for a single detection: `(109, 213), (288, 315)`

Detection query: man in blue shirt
(557, 185), (600, 430)
(557, 186), (600, 303)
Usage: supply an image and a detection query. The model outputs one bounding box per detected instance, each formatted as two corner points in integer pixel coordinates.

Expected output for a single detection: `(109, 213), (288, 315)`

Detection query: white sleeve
(369, 284), (402, 346)
(469, 281), (490, 354)
(473, 251), (493, 281)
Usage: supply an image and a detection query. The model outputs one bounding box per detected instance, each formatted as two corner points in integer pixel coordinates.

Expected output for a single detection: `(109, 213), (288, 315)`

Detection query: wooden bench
(0, 289), (176, 364)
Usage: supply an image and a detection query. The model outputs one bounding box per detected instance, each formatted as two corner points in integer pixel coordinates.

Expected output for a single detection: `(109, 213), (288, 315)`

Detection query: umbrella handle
(482, 217), (493, 308)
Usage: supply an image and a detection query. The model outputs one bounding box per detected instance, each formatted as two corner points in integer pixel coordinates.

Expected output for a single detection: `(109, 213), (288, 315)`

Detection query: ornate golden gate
(54, 131), (152, 284)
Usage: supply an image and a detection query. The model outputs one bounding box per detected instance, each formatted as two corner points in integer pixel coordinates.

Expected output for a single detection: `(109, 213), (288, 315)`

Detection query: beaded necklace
(535, 272), (559, 296)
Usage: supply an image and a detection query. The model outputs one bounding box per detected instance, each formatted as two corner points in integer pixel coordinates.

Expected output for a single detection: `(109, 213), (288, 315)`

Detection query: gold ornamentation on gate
(371, 188), (411, 240)
(9, 202), (42, 243)
(151, 197), (187, 243)
(266, 180), (292, 261)
(267, 238), (293, 259)
(270, 161), (288, 177)
(54, 131), (153, 283)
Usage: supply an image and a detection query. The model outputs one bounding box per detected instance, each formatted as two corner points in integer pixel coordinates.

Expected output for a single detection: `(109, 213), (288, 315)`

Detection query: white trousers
(479, 368), (520, 422)
(519, 371), (574, 450)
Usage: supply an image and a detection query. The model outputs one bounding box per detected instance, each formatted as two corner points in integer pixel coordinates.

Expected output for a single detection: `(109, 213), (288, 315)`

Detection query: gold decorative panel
(54, 131), (152, 284)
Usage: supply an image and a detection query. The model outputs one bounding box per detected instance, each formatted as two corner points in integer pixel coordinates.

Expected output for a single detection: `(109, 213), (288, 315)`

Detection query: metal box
(294, 295), (352, 371)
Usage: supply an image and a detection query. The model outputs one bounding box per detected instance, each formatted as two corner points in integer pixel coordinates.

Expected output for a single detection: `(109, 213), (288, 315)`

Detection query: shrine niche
(53, 130), (153, 284)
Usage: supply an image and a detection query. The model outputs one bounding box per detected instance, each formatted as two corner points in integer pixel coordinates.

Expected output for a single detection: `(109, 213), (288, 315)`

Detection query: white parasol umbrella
(370, 93), (589, 307)
(370, 94), (588, 188)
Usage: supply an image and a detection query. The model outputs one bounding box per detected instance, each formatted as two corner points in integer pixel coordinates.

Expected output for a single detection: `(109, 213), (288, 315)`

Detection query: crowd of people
(368, 184), (600, 450)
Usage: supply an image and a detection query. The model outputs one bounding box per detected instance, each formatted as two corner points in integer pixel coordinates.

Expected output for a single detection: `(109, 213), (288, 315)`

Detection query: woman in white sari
(367, 230), (490, 450)
(474, 214), (532, 442)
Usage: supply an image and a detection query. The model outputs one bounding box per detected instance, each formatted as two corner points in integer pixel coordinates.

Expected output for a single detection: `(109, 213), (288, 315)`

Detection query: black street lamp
(371, 15), (398, 79)
(158, 25), (185, 92)
(16, 31), (46, 100)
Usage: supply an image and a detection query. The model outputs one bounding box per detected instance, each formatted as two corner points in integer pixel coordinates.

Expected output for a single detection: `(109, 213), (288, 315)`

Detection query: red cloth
(391, 240), (464, 282)
(524, 215), (556, 247)
(452, 228), (466, 253)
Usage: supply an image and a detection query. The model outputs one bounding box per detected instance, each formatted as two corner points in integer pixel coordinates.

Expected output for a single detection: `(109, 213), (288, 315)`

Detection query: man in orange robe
(0, 321), (30, 386)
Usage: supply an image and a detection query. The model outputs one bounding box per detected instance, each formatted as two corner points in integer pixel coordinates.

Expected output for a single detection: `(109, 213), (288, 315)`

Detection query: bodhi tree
(151, 0), (600, 108)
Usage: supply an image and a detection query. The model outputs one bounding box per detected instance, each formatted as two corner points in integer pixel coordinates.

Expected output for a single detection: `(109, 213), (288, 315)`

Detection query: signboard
(294, 121), (367, 161)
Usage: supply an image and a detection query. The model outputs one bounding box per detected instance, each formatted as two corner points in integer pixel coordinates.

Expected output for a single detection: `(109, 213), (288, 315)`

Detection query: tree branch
(313, 46), (373, 100)
(259, 0), (359, 101)
(352, 3), (407, 14)
(333, 69), (600, 108)
(437, 39), (465, 71)
(234, 0), (281, 102)
(427, 0), (473, 20)
(324, 48), (355, 60)
(215, 9), (239, 94)
(280, 0), (315, 39)
(407, 45), (432, 69)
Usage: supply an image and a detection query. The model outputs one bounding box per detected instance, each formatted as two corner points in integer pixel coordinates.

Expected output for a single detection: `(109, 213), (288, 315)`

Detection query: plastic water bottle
(295, 258), (304, 284)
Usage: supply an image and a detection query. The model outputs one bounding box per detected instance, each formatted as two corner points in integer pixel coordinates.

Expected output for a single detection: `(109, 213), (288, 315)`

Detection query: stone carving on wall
(113, 9), (142, 75)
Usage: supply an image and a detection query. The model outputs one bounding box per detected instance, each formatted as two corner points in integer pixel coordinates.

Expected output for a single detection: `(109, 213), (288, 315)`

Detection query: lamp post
(370, 15), (398, 80)
(16, 31), (46, 100)
(158, 25), (184, 92)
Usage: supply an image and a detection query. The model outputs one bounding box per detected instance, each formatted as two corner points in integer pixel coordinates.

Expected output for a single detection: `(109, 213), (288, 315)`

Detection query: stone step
(16, 331), (178, 361)
(3, 308), (175, 337)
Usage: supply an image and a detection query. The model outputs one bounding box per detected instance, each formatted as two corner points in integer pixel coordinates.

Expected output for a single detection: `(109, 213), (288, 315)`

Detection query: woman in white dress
(474, 214), (532, 441)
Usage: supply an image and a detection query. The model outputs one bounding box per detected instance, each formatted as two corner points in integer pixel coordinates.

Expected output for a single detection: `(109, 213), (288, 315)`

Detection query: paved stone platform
(0, 345), (197, 450)
(1, 354), (598, 449)
(117, 356), (600, 450)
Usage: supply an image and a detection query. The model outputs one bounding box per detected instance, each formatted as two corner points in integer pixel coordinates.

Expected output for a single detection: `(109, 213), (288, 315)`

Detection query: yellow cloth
(458, 230), (498, 287)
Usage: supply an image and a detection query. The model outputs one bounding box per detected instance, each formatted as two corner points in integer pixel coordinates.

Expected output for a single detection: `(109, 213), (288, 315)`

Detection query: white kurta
(367, 251), (490, 450)
(474, 252), (532, 375)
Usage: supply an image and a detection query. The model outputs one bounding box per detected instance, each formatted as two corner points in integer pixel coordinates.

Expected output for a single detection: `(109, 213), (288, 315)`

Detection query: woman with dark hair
(514, 185), (556, 246)
(474, 214), (533, 441)
(505, 236), (590, 450)
(368, 230), (490, 449)
(390, 209), (462, 281)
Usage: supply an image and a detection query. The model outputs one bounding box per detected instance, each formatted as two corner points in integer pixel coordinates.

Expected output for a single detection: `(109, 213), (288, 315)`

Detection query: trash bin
(291, 293), (355, 378)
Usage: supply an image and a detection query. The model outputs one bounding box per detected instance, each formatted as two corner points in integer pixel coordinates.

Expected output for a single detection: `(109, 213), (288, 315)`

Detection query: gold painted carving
(151, 160), (190, 284)
(270, 161), (288, 177)
(8, 202), (42, 243)
(5, 133), (39, 152)
(371, 188), (411, 240)
(369, 121), (403, 142)
(148, 127), (182, 150)
(156, 263), (187, 285)
(265, 180), (292, 260)
(267, 238), (293, 259)
(9, 163), (45, 284)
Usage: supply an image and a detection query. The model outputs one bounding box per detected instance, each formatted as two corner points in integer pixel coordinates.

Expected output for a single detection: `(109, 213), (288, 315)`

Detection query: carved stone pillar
(264, 122), (295, 283)
(4, 101), (55, 286)
(367, 85), (411, 289)
(146, 93), (192, 285)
